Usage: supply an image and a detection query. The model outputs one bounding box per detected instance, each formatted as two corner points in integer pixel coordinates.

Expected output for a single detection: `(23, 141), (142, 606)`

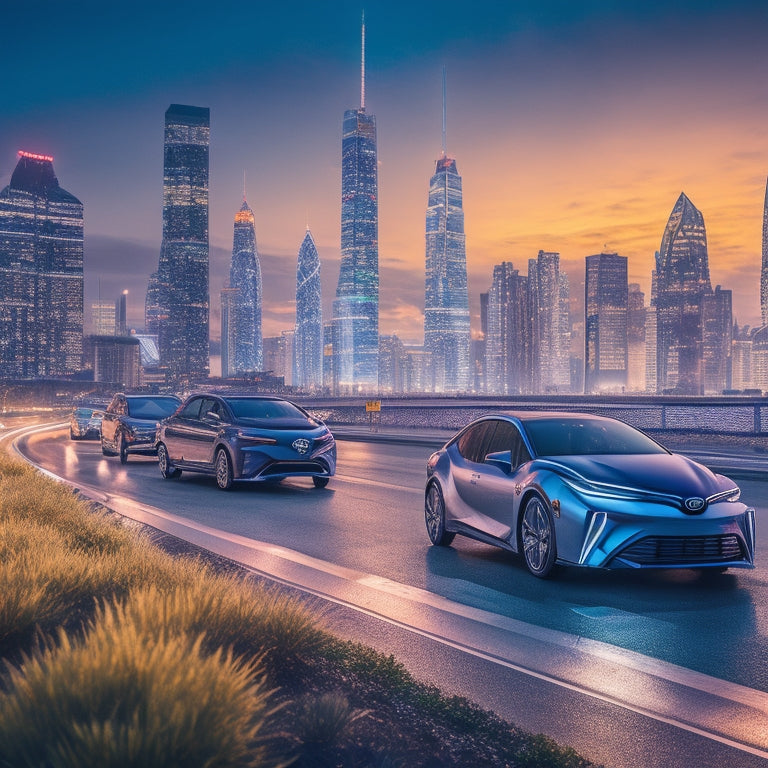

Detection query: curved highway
(8, 423), (768, 768)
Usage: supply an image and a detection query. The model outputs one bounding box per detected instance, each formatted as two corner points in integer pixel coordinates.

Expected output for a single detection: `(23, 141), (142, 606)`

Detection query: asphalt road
(10, 424), (768, 768)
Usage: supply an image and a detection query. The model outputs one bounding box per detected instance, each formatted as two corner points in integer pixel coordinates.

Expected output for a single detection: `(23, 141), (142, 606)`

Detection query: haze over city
(3, 0), (768, 341)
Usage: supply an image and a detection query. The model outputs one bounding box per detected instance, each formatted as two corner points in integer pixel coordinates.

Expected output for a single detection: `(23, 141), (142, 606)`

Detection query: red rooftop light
(18, 150), (54, 162)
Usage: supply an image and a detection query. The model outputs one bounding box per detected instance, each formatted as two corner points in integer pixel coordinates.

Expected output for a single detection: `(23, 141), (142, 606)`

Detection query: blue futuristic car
(425, 412), (756, 578)
(155, 393), (336, 490)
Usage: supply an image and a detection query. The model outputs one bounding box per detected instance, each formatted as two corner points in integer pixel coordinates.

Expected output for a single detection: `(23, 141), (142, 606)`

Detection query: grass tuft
(0, 597), (287, 768)
(294, 692), (370, 746)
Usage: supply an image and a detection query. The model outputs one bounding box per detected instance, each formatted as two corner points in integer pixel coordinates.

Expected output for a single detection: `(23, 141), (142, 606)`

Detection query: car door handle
(470, 472), (481, 485)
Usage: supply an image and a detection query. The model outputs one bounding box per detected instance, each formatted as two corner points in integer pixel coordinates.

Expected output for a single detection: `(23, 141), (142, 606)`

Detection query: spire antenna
(242, 170), (247, 202)
(441, 65), (447, 156)
(361, 11), (366, 111)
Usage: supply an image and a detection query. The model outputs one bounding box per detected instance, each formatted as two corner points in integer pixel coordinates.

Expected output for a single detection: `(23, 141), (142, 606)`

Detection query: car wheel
(117, 432), (128, 464)
(520, 494), (557, 578)
(312, 476), (329, 488)
(157, 443), (181, 479)
(425, 481), (455, 546)
(215, 449), (233, 490)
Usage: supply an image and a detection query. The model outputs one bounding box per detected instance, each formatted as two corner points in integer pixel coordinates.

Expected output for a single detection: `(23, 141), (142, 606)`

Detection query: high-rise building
(584, 253), (628, 393)
(0, 151), (83, 378)
(701, 285), (732, 394)
(652, 192), (711, 394)
(331, 18), (379, 393)
(423, 70), (471, 393)
(485, 262), (531, 395)
(731, 324), (753, 392)
(529, 250), (570, 394)
(144, 271), (163, 335)
(116, 290), (129, 335)
(221, 199), (262, 378)
(92, 301), (116, 336)
(379, 334), (408, 393)
(761, 177), (768, 326)
(293, 230), (323, 390)
(156, 104), (210, 382)
(627, 283), (647, 391)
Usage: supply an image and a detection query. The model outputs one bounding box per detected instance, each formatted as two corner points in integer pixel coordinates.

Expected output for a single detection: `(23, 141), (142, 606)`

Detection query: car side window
(180, 398), (203, 420)
(456, 421), (497, 464)
(200, 398), (221, 421)
(484, 421), (532, 469)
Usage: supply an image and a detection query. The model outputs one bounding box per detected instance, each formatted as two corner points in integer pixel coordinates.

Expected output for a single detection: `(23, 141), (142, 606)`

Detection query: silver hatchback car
(155, 393), (336, 490)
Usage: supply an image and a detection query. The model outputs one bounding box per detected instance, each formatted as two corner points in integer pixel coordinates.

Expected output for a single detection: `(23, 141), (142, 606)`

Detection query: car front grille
(615, 535), (746, 566)
(260, 461), (327, 476)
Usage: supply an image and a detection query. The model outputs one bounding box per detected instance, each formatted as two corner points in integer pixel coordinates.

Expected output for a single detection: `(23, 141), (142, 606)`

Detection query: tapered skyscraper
(156, 104), (210, 382)
(332, 17), (379, 392)
(424, 69), (471, 392)
(652, 192), (711, 394)
(761, 177), (768, 326)
(221, 198), (262, 377)
(293, 229), (323, 390)
(0, 151), (83, 377)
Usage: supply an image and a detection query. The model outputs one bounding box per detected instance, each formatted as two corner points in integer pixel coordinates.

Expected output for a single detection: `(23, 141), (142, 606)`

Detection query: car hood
(535, 452), (733, 499)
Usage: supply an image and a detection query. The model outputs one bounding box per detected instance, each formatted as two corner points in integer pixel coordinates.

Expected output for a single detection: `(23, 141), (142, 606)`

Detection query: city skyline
(3, 1), (768, 342)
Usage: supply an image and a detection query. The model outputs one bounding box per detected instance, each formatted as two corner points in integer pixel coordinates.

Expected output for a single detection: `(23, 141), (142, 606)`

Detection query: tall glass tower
(294, 229), (323, 390)
(652, 192), (711, 394)
(156, 104), (210, 382)
(222, 198), (262, 377)
(761, 177), (768, 326)
(0, 151), (83, 377)
(332, 17), (379, 393)
(423, 69), (471, 393)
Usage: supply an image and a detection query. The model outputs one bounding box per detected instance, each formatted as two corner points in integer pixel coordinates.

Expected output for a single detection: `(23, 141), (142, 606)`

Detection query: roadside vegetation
(0, 452), (601, 767)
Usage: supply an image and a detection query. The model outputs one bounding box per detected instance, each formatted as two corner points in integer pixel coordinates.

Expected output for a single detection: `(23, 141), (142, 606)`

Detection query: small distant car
(155, 393), (336, 490)
(425, 412), (756, 578)
(101, 393), (181, 464)
(69, 406), (105, 440)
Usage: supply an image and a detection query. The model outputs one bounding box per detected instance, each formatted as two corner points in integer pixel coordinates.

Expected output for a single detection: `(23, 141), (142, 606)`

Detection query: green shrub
(0, 598), (287, 768)
(294, 692), (369, 746)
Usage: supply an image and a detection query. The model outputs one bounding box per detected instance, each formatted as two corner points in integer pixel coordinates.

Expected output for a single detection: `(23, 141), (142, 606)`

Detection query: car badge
(292, 438), (310, 455)
(684, 497), (705, 512)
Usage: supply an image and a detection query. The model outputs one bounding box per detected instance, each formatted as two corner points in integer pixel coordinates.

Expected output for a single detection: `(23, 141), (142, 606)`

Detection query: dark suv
(101, 393), (181, 463)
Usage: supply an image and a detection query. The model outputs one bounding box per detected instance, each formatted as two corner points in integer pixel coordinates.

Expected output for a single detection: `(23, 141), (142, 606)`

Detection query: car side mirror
(484, 451), (513, 475)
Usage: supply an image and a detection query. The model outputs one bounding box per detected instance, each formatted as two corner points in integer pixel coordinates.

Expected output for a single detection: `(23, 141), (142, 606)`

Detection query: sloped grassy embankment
(0, 453), (601, 767)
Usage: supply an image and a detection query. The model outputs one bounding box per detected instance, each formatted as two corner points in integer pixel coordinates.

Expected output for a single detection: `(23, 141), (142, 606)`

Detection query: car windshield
(524, 418), (667, 457)
(126, 398), (179, 419)
(74, 408), (93, 417)
(225, 398), (305, 420)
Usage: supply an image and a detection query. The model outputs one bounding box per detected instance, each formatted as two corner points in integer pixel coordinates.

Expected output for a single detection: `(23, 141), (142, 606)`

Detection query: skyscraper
(627, 283), (647, 392)
(423, 69), (471, 393)
(652, 192), (711, 394)
(485, 262), (531, 395)
(332, 18), (379, 393)
(221, 198), (262, 377)
(156, 104), (210, 382)
(762, 177), (768, 327)
(701, 285), (732, 394)
(293, 230), (323, 390)
(584, 252), (628, 393)
(0, 151), (83, 378)
(529, 250), (570, 394)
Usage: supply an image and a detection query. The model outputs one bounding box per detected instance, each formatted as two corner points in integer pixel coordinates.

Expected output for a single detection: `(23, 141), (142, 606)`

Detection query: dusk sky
(3, 0), (768, 344)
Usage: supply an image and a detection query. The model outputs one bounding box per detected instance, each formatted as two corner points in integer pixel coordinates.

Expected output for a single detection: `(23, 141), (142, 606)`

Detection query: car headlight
(236, 431), (277, 445)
